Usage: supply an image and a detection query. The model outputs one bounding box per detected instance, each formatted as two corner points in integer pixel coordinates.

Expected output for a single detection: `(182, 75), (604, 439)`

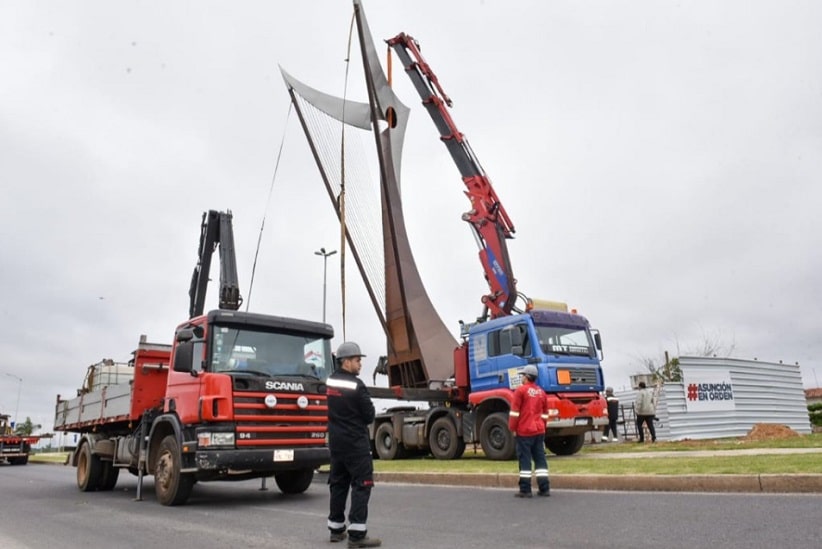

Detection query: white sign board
(683, 370), (736, 412)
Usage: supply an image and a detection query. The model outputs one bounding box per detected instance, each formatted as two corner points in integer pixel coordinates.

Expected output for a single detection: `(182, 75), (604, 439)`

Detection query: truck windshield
(535, 324), (594, 357)
(209, 326), (331, 380)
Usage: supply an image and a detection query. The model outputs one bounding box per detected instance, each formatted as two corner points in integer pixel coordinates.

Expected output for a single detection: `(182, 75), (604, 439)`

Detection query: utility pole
(4, 373), (22, 430)
(314, 247), (337, 323)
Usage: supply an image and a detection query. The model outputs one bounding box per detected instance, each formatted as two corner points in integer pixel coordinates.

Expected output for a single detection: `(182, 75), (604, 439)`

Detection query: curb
(373, 472), (822, 494)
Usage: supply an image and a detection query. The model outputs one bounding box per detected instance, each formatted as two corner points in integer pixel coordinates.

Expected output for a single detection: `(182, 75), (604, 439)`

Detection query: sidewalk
(370, 448), (822, 494)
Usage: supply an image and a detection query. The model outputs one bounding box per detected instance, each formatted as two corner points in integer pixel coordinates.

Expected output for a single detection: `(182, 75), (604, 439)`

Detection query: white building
(616, 356), (812, 441)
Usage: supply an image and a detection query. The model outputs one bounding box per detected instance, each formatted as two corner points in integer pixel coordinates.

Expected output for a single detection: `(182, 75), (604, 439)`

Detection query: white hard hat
(336, 341), (366, 359)
(521, 365), (538, 378)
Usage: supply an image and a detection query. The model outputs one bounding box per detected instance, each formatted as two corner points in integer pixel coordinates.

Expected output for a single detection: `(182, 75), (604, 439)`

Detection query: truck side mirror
(594, 332), (602, 351)
(510, 327), (524, 347)
(176, 328), (195, 343)
(175, 325), (204, 343)
(508, 326), (525, 356)
(173, 341), (194, 373)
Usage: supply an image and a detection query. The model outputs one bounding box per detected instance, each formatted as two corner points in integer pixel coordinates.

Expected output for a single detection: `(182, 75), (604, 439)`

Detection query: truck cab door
(165, 330), (207, 423)
(470, 323), (530, 392)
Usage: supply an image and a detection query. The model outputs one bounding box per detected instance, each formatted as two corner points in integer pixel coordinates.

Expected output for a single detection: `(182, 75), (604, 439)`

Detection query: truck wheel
(98, 461), (120, 490)
(374, 422), (406, 460)
(428, 417), (465, 460)
(479, 412), (516, 461)
(76, 442), (102, 492)
(274, 468), (314, 494)
(155, 435), (195, 506)
(545, 434), (586, 456)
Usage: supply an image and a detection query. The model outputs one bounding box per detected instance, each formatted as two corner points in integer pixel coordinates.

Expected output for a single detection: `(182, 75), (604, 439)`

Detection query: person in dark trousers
(508, 365), (550, 497)
(326, 342), (381, 548)
(602, 387), (620, 442)
(634, 381), (657, 443)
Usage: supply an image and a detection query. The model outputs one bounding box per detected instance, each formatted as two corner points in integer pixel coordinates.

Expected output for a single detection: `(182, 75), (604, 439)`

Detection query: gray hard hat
(521, 365), (538, 378)
(606, 386), (614, 394)
(336, 341), (366, 359)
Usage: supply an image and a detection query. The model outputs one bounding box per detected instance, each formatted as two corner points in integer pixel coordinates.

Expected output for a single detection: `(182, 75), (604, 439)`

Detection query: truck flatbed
(54, 341), (172, 433)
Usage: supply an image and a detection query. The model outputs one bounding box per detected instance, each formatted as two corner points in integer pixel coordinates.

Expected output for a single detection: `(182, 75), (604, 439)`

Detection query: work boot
(537, 479), (550, 497)
(329, 530), (347, 543)
(347, 536), (382, 548)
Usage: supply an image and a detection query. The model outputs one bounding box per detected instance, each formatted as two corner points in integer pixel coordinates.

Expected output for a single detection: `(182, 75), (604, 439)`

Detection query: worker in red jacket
(508, 365), (550, 497)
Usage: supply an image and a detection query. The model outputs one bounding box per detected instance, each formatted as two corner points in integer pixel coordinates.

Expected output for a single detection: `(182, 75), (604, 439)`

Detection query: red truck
(54, 210), (334, 505)
(282, 0), (607, 460)
(0, 413), (40, 465)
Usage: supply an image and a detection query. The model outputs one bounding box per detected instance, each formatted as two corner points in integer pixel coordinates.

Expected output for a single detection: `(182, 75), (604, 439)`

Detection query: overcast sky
(2, 0), (820, 433)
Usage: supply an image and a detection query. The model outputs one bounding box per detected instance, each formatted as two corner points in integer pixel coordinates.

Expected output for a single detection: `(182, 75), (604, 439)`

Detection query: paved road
(1, 462), (820, 549)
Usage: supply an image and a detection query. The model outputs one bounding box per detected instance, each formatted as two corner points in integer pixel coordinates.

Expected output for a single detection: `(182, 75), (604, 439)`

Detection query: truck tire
(274, 468), (314, 494)
(428, 416), (466, 460)
(76, 442), (102, 492)
(10, 456), (28, 465)
(545, 434), (585, 456)
(155, 435), (195, 506)
(479, 412), (516, 461)
(98, 461), (120, 490)
(374, 422), (406, 460)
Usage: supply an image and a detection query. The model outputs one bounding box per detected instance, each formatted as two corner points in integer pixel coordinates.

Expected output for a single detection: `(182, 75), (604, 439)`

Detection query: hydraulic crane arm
(188, 209), (243, 319)
(387, 33), (518, 319)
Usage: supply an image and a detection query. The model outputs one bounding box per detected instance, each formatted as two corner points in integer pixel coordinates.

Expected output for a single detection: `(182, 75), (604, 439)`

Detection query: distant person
(326, 342), (381, 548)
(508, 365), (550, 497)
(602, 387), (620, 442)
(635, 381), (657, 443)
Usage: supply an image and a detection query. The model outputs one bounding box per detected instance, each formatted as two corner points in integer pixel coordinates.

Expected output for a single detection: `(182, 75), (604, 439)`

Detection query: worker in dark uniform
(602, 387), (620, 442)
(326, 341), (381, 548)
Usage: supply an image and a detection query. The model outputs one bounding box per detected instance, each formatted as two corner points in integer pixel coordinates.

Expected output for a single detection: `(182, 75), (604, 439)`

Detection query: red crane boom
(387, 33), (519, 319)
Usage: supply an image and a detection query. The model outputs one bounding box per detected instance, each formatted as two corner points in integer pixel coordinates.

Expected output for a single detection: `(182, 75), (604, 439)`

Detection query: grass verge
(29, 452), (69, 464)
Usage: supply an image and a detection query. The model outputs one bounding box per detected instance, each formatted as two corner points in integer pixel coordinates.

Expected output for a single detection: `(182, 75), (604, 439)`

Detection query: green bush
(809, 403), (822, 427)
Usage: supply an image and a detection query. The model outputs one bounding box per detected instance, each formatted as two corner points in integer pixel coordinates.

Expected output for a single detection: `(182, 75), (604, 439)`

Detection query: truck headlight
(198, 432), (235, 448)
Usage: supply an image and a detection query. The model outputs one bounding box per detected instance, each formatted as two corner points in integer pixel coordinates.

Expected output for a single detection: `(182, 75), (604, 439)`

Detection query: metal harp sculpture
(281, 0), (456, 389)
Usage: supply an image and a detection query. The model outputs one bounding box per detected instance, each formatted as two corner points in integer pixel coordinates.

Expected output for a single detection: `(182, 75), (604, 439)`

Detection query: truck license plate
(574, 417), (590, 426)
(274, 450), (294, 462)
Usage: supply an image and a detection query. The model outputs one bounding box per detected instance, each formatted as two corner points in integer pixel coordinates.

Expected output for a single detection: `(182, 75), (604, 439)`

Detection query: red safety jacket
(508, 380), (549, 436)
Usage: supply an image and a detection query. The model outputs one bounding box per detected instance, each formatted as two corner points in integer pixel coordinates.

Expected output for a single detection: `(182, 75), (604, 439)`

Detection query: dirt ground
(661, 423), (804, 449)
(742, 423), (802, 441)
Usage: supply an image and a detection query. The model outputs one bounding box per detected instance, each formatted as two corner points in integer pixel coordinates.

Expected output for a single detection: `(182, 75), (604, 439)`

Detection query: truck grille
(565, 368), (599, 385)
(232, 391), (328, 448)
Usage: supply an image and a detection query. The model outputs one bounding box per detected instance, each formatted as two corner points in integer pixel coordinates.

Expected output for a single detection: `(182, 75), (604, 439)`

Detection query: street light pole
(4, 373), (22, 430)
(314, 247), (337, 323)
